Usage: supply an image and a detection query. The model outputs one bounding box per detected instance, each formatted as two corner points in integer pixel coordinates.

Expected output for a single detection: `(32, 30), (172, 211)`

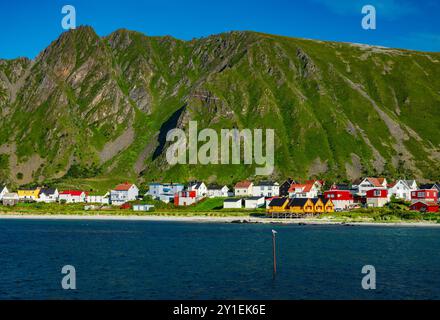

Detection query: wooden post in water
(272, 230), (277, 277)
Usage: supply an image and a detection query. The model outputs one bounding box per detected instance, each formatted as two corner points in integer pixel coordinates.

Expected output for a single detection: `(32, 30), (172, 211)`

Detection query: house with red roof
(366, 189), (389, 208)
(110, 182), (139, 206)
(288, 181), (319, 199)
(410, 201), (439, 213)
(59, 190), (87, 203)
(358, 177), (388, 196)
(234, 181), (254, 197)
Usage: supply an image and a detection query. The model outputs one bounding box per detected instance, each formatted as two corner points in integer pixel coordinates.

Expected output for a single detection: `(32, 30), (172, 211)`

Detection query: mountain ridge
(1, 26), (439, 189)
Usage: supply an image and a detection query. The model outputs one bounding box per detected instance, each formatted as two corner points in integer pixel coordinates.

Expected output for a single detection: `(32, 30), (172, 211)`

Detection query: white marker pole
(272, 230), (277, 277)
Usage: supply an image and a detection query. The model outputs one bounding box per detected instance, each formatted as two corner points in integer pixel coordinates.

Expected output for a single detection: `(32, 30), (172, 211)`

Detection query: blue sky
(0, 0), (439, 59)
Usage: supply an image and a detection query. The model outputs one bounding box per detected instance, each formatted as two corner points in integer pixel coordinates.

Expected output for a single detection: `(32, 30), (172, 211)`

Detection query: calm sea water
(0, 219), (440, 300)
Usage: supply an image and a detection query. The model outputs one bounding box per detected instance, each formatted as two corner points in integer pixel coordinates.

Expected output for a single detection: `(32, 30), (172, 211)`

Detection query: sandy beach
(1, 213), (440, 227)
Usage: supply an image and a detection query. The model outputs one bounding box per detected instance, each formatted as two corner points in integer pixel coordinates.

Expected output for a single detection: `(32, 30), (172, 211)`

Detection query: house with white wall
(244, 196), (266, 209)
(110, 183), (139, 206)
(388, 180), (417, 201)
(147, 183), (185, 203)
(288, 182), (319, 199)
(2, 193), (19, 206)
(223, 198), (243, 209)
(59, 190), (87, 203)
(234, 181), (253, 197)
(188, 182), (207, 198)
(206, 185), (229, 198)
(252, 181), (280, 197)
(37, 188), (59, 203)
(86, 192), (110, 205)
(358, 178), (388, 195)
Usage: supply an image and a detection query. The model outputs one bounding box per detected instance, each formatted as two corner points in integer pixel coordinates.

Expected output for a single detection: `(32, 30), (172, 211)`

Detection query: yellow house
(323, 198), (335, 213)
(289, 198), (314, 214)
(18, 187), (41, 201)
(267, 198), (290, 213)
(312, 198), (325, 214)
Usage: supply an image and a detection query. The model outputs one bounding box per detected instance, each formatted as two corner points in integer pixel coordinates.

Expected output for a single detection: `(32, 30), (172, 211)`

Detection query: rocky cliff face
(0, 26), (439, 186)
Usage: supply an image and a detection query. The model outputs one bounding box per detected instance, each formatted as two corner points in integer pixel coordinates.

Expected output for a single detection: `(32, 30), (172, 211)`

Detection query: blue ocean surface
(0, 219), (440, 300)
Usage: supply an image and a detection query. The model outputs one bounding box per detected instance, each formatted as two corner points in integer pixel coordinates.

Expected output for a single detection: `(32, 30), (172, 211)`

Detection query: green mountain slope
(0, 26), (439, 188)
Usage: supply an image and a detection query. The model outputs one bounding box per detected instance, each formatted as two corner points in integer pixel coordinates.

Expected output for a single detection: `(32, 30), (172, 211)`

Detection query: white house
(388, 180), (417, 201)
(2, 193), (19, 206)
(358, 177), (388, 196)
(37, 188), (59, 203)
(207, 185), (229, 198)
(288, 182), (319, 199)
(110, 183), (139, 206)
(188, 182), (207, 198)
(234, 181), (253, 197)
(86, 192), (110, 205)
(59, 190), (87, 203)
(244, 196), (266, 209)
(0, 185), (9, 201)
(147, 183), (185, 203)
(223, 198), (243, 209)
(252, 181), (280, 197)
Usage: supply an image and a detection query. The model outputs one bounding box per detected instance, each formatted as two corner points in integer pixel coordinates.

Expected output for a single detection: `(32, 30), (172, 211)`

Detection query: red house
(410, 202), (439, 213)
(174, 191), (197, 207)
(324, 190), (354, 211)
(411, 189), (438, 204)
(366, 189), (388, 207)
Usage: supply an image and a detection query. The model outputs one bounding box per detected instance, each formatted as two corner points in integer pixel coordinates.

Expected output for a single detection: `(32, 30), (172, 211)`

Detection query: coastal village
(0, 177), (439, 215)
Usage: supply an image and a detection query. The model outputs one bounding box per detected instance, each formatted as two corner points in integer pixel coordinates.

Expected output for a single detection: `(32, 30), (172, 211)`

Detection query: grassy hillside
(0, 27), (439, 190)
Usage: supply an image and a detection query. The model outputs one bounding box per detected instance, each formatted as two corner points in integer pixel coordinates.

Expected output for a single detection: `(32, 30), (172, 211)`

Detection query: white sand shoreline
(1, 214), (440, 227)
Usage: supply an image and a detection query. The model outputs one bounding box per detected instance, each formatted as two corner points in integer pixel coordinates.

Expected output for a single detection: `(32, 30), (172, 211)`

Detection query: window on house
(374, 190), (381, 197)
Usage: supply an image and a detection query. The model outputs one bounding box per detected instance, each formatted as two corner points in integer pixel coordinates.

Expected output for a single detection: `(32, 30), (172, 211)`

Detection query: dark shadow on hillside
(152, 105), (186, 160)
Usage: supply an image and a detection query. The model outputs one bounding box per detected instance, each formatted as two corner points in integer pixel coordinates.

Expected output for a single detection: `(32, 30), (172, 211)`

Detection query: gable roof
(60, 190), (86, 196)
(388, 180), (413, 189)
(224, 198), (242, 203)
(255, 181), (278, 187)
(288, 198), (310, 207)
(280, 179), (296, 187)
(306, 180), (324, 186)
(387, 181), (399, 188)
(114, 183), (134, 191)
(207, 184), (227, 190)
(288, 183), (314, 193)
(364, 177), (386, 187)
(40, 188), (57, 195)
(419, 183), (440, 190)
(235, 181), (253, 189)
(411, 201), (439, 207)
(268, 198), (288, 207)
(311, 198), (323, 205)
(188, 181), (205, 189)
(318, 195), (332, 205)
